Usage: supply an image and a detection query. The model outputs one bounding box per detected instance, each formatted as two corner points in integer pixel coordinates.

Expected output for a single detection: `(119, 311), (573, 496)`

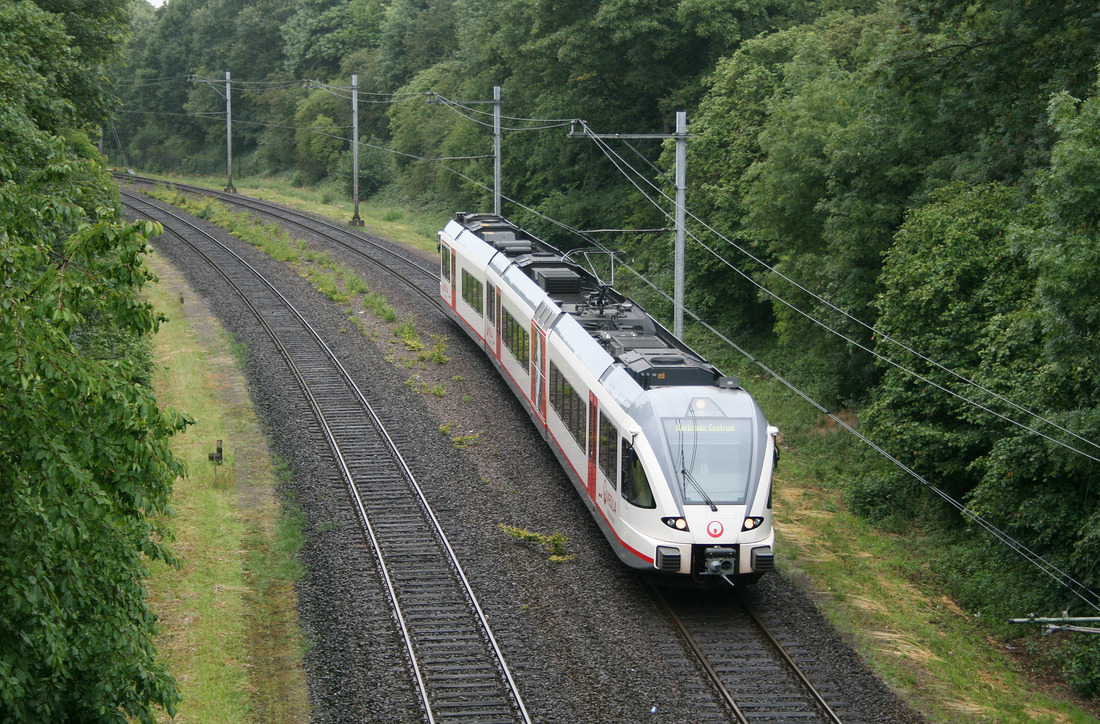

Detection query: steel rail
(123, 191), (532, 724)
(742, 604), (844, 724)
(651, 583), (845, 724)
(116, 173), (443, 311)
(650, 584), (749, 724)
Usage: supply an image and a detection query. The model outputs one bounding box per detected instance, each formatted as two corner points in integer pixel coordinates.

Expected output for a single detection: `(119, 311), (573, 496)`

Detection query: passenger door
(595, 413), (620, 522)
(485, 286), (500, 358)
(440, 243), (456, 309)
(530, 323), (546, 424)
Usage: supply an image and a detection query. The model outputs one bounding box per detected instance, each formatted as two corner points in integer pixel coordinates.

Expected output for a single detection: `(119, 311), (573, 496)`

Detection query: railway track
(118, 182), (916, 722)
(116, 173), (444, 312)
(122, 190), (531, 724)
(654, 585), (856, 724)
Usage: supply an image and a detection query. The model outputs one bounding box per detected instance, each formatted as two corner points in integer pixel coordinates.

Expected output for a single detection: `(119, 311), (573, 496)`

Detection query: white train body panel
(439, 214), (777, 581)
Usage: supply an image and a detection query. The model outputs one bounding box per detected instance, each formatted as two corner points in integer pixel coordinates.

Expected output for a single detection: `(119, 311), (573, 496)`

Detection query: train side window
(501, 307), (530, 366)
(549, 361), (586, 449)
(622, 446), (655, 508)
(487, 287), (497, 326)
(598, 412), (618, 489)
(440, 245), (450, 279)
(461, 269), (484, 315)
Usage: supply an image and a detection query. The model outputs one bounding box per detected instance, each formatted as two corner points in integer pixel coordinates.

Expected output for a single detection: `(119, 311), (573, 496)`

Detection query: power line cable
(428, 92), (574, 131)
(578, 126), (1100, 461)
(113, 75), (193, 87)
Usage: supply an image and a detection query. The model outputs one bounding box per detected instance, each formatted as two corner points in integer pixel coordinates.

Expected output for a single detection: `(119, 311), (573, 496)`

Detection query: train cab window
(440, 245), (450, 279)
(621, 445), (655, 508)
(662, 417), (752, 505)
(598, 412), (618, 488)
(461, 269), (484, 315)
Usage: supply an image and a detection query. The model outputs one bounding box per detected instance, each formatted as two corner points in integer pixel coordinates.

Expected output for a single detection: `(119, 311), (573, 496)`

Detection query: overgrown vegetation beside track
(142, 257), (310, 722)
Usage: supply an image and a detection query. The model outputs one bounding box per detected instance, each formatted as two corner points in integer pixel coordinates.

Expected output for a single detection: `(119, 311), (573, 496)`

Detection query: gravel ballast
(142, 194), (924, 724)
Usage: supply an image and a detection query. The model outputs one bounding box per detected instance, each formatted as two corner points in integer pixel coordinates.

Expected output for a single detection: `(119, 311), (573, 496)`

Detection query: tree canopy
(2, 0), (188, 719)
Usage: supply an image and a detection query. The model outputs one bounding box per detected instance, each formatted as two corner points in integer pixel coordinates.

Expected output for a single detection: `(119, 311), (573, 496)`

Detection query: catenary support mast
(569, 114), (689, 339)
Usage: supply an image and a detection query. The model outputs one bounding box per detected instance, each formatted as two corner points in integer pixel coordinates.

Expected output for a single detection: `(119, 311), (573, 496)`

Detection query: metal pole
(493, 86), (501, 216)
(674, 111), (686, 340)
(350, 74), (364, 226)
(567, 115), (690, 339)
(225, 71), (236, 192)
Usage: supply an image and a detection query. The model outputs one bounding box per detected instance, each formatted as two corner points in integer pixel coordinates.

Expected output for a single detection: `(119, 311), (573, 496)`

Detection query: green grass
(138, 171), (447, 256)
(143, 254), (309, 723)
(499, 524), (574, 564)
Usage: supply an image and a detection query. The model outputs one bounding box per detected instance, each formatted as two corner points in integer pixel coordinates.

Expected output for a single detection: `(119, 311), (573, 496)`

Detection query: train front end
(633, 382), (778, 583)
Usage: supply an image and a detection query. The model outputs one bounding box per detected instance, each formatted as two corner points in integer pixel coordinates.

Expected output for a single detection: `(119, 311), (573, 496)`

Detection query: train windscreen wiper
(681, 466), (717, 512)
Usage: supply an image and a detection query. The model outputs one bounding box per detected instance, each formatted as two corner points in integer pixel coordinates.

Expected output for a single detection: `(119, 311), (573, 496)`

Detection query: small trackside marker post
(208, 439), (223, 483)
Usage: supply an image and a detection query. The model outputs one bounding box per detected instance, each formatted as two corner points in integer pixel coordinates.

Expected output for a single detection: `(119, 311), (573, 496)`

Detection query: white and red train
(439, 213), (777, 582)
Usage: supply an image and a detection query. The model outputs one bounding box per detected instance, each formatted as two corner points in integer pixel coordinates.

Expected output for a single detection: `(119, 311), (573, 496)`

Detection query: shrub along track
(122, 180), (924, 723)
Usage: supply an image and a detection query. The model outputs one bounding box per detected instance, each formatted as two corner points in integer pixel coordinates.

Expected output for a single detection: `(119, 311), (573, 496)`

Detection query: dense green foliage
(110, 0), (1100, 692)
(2, 0), (188, 719)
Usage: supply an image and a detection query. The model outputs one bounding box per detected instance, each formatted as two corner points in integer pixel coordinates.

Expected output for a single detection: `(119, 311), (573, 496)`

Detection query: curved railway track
(122, 191), (531, 724)
(116, 181), (920, 723)
(117, 173), (444, 312)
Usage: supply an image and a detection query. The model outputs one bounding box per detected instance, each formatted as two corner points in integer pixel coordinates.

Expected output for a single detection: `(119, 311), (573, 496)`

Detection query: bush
(336, 138), (396, 198)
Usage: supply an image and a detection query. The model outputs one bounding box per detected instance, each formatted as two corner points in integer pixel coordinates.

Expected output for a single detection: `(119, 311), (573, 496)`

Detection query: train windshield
(663, 417), (753, 507)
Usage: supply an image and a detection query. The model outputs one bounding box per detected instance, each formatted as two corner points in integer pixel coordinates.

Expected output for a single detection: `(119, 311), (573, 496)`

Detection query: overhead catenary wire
(113, 75), (194, 87)
(577, 125), (1100, 462)
(427, 92), (574, 132)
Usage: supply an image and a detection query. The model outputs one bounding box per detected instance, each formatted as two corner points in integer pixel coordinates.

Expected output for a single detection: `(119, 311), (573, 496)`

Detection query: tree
(1, 1), (189, 719)
(293, 89), (347, 183)
(737, 10), (911, 404)
(860, 182), (1035, 518)
(375, 0), (458, 90)
(888, 0), (1100, 186)
(962, 87), (1100, 579)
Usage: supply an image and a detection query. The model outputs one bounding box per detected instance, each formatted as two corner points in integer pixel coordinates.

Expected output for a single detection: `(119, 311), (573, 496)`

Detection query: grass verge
(143, 252), (309, 723)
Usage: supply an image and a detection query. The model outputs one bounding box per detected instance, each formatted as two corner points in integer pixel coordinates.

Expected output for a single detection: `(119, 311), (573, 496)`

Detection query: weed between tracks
(499, 524), (574, 564)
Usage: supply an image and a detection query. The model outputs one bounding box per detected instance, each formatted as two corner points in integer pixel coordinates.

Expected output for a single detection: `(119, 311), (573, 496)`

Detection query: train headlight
(662, 517), (689, 531)
(742, 516), (764, 531)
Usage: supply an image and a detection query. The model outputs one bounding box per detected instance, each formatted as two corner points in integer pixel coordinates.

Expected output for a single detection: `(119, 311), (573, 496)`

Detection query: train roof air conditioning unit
(534, 267), (581, 295)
